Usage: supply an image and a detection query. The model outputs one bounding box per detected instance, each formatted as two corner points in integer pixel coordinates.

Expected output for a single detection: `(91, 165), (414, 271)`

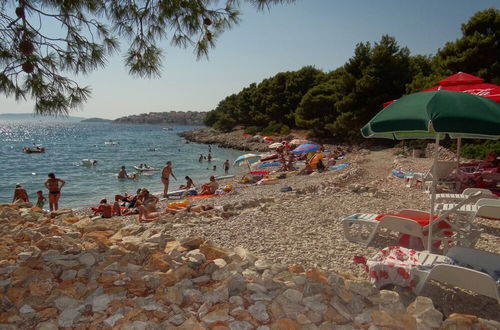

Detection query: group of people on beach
(12, 173), (65, 211)
(92, 184), (215, 222)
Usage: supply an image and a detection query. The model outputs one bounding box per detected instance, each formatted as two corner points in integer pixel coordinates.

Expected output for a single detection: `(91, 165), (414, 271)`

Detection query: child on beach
(36, 190), (46, 209)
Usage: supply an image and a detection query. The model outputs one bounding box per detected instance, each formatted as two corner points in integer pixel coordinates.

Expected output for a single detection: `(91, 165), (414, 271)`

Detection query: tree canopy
(0, 0), (293, 114)
(205, 8), (500, 142)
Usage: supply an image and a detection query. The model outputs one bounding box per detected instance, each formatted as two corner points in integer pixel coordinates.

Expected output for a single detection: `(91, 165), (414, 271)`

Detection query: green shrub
(244, 126), (259, 135)
(459, 140), (500, 159)
(261, 121), (290, 136)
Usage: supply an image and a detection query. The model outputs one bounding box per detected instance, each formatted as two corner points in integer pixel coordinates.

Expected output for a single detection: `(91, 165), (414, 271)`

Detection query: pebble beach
(1, 130), (500, 329)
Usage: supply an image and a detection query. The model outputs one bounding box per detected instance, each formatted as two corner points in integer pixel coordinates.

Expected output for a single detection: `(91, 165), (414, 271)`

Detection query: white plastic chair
(342, 193), (485, 251)
(412, 247), (500, 305)
(434, 188), (496, 203)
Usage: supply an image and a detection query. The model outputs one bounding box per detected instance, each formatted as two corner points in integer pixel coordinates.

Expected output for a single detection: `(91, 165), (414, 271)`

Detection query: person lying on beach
(137, 204), (215, 222)
(115, 188), (142, 207)
(165, 204), (214, 214)
(180, 176), (194, 190)
(298, 163), (313, 175)
(12, 184), (29, 203)
(200, 176), (218, 195)
(94, 199), (113, 218)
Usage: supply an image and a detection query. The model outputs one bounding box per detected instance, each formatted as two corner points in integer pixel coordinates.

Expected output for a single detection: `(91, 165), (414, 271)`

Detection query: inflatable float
(81, 159), (97, 166)
(167, 200), (190, 209)
(215, 174), (235, 180)
(134, 166), (159, 171)
(23, 147), (45, 153)
(258, 161), (281, 168)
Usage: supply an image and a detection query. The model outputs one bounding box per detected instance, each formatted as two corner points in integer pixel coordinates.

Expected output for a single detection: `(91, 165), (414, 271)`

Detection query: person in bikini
(180, 176), (194, 190)
(44, 173), (65, 211)
(161, 161), (177, 197)
(137, 203), (214, 222)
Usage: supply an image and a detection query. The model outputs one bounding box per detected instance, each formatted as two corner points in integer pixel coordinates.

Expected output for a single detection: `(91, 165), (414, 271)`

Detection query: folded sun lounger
(359, 246), (500, 305)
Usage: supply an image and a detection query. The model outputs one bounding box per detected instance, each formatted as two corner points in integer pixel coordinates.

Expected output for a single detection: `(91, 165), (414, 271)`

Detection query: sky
(1, 0), (499, 119)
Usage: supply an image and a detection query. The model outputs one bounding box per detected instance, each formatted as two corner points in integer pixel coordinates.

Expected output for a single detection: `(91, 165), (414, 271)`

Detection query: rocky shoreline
(179, 129), (288, 152)
(1, 200), (498, 329)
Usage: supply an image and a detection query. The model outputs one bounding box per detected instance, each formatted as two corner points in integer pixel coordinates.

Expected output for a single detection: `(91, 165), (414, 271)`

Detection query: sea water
(0, 121), (246, 208)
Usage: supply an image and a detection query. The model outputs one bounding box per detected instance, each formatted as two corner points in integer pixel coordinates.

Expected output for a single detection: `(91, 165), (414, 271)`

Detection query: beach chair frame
(412, 247), (500, 305)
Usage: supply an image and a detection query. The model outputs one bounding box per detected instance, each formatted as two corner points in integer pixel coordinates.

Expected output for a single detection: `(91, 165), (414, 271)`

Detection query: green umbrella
(361, 90), (500, 251)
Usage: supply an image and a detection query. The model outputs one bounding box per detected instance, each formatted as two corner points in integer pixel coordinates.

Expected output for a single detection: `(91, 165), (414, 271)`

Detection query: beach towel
(375, 213), (451, 248)
(90, 205), (127, 212)
(329, 163), (349, 171)
(189, 194), (219, 199)
(355, 246), (453, 289)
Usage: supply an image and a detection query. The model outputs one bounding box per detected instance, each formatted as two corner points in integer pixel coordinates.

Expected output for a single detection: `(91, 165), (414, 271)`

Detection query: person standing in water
(161, 161), (177, 197)
(207, 154), (212, 162)
(223, 160), (230, 174)
(44, 173), (65, 211)
(198, 154), (203, 162)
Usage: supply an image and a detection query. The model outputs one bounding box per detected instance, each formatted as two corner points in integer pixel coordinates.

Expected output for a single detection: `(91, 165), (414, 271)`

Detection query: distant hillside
(80, 117), (113, 123)
(0, 113), (86, 122)
(114, 111), (206, 125)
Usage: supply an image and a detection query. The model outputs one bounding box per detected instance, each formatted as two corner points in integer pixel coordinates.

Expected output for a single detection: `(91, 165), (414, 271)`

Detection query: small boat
(104, 140), (119, 145)
(23, 147), (45, 153)
(134, 165), (159, 171)
(81, 159), (97, 166)
(163, 127), (173, 131)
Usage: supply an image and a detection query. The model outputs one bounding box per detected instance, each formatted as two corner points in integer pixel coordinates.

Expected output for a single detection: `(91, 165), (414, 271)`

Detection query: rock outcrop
(1, 201), (499, 329)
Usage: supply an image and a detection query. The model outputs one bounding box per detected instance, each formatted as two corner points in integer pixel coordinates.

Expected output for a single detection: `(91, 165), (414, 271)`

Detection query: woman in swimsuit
(44, 173), (65, 211)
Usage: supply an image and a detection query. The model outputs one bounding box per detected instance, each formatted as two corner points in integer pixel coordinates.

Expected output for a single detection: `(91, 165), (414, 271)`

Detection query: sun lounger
(342, 210), (456, 250)
(436, 198), (500, 221)
(413, 246), (500, 305)
(434, 188), (496, 203)
(343, 193), (484, 251)
(421, 161), (458, 192)
(361, 246), (500, 305)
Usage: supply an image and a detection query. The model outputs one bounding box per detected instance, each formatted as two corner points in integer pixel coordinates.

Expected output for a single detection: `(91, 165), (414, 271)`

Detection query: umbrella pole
(428, 135), (440, 252)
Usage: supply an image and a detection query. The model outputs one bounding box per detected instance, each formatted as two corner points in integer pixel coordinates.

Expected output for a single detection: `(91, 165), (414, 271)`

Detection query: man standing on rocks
(161, 161), (177, 197)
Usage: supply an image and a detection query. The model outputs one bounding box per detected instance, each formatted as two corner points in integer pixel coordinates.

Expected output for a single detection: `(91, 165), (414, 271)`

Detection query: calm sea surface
(0, 121), (246, 208)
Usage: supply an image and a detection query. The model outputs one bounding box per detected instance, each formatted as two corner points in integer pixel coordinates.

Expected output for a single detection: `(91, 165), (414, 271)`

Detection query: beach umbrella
(233, 154), (262, 171)
(292, 143), (321, 155)
(269, 142), (283, 149)
(362, 90), (500, 251)
(383, 72), (500, 108)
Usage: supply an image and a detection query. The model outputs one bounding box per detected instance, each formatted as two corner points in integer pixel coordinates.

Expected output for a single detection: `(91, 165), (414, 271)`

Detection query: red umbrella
(383, 72), (500, 107)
